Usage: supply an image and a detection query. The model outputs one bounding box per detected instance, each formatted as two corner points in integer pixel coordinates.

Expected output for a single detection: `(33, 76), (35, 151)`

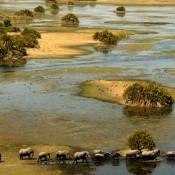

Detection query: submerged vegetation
(61, 13), (79, 24)
(123, 83), (173, 107)
(127, 130), (155, 150)
(93, 30), (126, 45)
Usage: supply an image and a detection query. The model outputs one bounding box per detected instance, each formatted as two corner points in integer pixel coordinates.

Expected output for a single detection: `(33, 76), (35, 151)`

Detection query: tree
(61, 13), (79, 24)
(34, 6), (45, 13)
(127, 130), (155, 150)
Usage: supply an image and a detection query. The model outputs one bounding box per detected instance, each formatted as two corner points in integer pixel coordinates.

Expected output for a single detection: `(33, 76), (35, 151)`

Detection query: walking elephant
(19, 148), (34, 160)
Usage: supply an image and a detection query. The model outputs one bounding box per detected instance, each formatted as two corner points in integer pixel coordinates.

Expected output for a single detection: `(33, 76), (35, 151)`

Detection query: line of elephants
(1, 148), (175, 164)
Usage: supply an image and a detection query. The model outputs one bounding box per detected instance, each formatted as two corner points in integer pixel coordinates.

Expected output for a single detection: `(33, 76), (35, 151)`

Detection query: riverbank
(80, 80), (175, 106)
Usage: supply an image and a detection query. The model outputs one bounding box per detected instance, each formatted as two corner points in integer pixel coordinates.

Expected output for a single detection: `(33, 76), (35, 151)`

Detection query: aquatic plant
(50, 3), (59, 10)
(34, 6), (45, 13)
(93, 30), (120, 45)
(15, 9), (34, 17)
(61, 13), (79, 24)
(127, 130), (155, 150)
(123, 83), (173, 107)
(116, 6), (126, 12)
(67, 1), (74, 6)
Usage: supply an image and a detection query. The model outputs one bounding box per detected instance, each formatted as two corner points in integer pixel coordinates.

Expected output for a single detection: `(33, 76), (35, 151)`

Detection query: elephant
(38, 152), (50, 161)
(112, 152), (121, 160)
(73, 151), (90, 164)
(93, 153), (104, 161)
(167, 151), (175, 158)
(93, 150), (104, 155)
(126, 150), (141, 160)
(141, 150), (157, 161)
(56, 150), (70, 161)
(19, 148), (34, 160)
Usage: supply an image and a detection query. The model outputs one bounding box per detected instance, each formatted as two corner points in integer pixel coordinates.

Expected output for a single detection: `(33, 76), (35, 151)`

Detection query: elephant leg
(29, 154), (31, 159)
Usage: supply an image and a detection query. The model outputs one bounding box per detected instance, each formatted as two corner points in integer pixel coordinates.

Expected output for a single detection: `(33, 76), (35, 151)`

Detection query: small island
(80, 80), (175, 107)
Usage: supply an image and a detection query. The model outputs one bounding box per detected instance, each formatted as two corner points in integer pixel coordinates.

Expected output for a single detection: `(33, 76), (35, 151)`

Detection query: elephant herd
(1, 148), (175, 164)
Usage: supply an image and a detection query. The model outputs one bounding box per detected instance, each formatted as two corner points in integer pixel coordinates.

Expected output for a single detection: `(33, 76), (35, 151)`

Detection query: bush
(5, 26), (21, 32)
(45, 0), (57, 4)
(50, 3), (59, 10)
(116, 6), (126, 12)
(22, 28), (41, 39)
(61, 13), (79, 24)
(34, 6), (45, 13)
(123, 83), (173, 107)
(15, 10), (33, 17)
(127, 130), (155, 150)
(3, 19), (12, 27)
(67, 1), (74, 5)
(93, 30), (119, 45)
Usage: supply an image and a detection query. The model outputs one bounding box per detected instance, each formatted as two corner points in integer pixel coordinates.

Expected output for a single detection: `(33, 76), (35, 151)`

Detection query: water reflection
(50, 9), (59, 15)
(94, 45), (113, 54)
(47, 163), (93, 175)
(123, 106), (172, 117)
(126, 162), (157, 175)
(67, 5), (74, 11)
(116, 12), (126, 18)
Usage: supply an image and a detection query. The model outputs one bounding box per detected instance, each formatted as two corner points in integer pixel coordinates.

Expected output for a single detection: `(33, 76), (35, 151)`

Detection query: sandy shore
(93, 0), (175, 5)
(81, 80), (175, 105)
(26, 29), (128, 59)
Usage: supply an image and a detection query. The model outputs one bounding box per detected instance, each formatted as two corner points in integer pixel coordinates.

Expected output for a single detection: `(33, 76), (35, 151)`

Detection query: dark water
(0, 1), (175, 174)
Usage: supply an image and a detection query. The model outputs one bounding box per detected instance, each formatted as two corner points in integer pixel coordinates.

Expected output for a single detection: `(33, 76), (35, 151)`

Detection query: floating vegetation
(50, 3), (59, 10)
(116, 6), (126, 13)
(67, 1), (74, 6)
(123, 83), (173, 107)
(127, 130), (155, 150)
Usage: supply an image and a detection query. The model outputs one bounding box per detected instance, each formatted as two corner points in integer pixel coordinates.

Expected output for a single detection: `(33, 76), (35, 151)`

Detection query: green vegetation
(93, 30), (125, 45)
(22, 28), (41, 39)
(0, 28), (40, 67)
(45, 0), (57, 4)
(50, 3), (59, 10)
(34, 6), (45, 13)
(0, 20), (20, 33)
(61, 13), (79, 24)
(116, 6), (126, 12)
(67, 1), (74, 5)
(123, 83), (173, 107)
(15, 9), (34, 17)
(127, 130), (155, 150)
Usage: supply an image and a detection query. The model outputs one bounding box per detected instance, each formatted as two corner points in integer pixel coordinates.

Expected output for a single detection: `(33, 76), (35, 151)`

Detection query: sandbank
(80, 80), (175, 105)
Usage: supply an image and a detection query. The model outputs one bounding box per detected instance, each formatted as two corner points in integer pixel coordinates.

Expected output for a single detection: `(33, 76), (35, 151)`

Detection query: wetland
(0, 0), (175, 174)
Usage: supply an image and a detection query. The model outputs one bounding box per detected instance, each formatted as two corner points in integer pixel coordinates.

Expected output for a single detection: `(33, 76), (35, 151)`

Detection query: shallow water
(0, 1), (175, 174)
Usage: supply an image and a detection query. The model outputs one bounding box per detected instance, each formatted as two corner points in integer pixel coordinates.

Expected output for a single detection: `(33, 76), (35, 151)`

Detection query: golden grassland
(80, 80), (175, 105)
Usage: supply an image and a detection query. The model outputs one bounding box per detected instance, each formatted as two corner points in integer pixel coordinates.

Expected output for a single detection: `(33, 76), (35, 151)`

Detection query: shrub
(15, 10), (33, 17)
(61, 13), (79, 24)
(50, 3), (59, 10)
(123, 83), (173, 107)
(34, 6), (45, 13)
(116, 6), (126, 12)
(45, 0), (57, 4)
(93, 30), (119, 45)
(5, 26), (21, 32)
(22, 28), (41, 39)
(127, 130), (155, 150)
(3, 19), (12, 27)
(67, 1), (74, 5)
